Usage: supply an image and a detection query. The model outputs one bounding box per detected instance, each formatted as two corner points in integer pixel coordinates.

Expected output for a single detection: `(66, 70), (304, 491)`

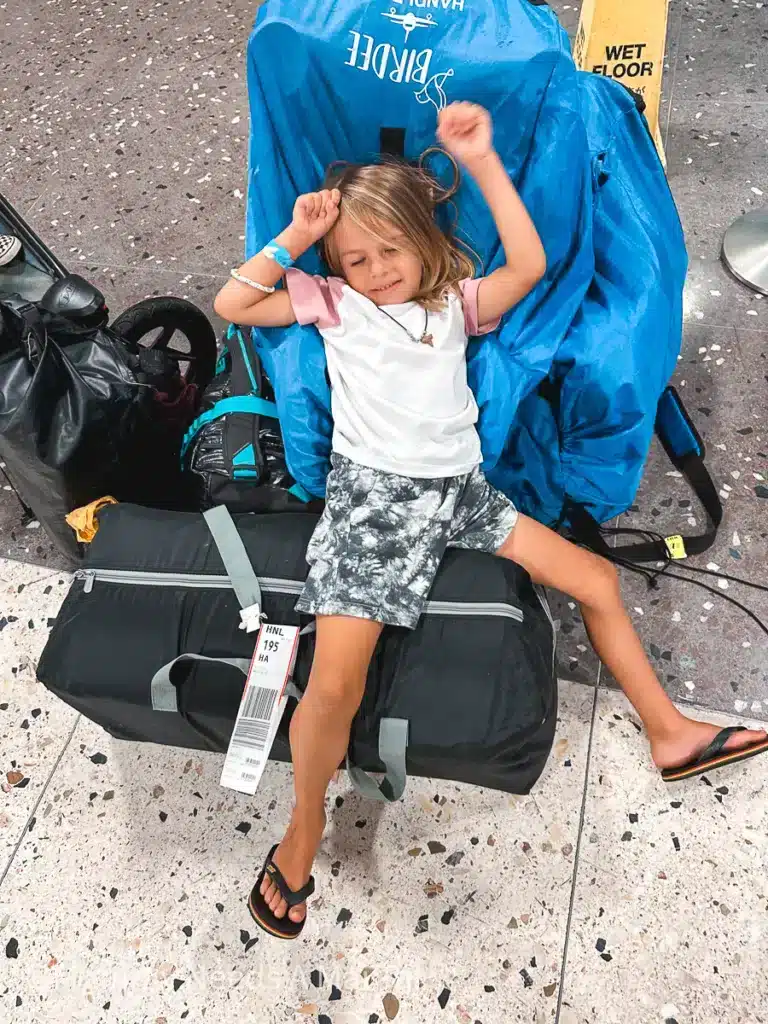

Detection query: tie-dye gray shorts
(295, 454), (519, 629)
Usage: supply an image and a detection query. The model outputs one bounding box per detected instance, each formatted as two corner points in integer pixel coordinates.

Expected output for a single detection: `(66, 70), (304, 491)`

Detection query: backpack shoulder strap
(567, 386), (722, 563)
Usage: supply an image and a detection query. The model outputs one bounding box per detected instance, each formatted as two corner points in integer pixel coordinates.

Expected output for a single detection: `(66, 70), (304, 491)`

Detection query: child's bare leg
(260, 614), (382, 924)
(497, 515), (766, 767)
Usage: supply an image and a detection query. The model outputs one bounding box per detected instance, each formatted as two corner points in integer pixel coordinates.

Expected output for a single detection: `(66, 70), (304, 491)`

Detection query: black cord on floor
(591, 525), (768, 639)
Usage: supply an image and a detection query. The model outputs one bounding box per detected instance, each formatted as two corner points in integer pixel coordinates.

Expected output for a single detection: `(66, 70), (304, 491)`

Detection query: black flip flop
(661, 726), (768, 783)
(247, 843), (315, 940)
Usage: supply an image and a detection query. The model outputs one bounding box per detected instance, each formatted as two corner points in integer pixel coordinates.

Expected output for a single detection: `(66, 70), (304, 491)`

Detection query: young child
(215, 102), (768, 940)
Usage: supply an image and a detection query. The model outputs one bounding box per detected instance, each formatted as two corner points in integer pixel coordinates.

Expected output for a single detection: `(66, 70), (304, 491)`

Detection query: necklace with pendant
(378, 304), (433, 346)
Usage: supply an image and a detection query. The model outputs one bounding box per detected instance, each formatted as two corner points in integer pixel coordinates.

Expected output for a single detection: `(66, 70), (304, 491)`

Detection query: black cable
(591, 536), (768, 639)
(666, 561), (768, 595)
(599, 524), (768, 593)
(643, 565), (768, 639)
(568, 519), (768, 638)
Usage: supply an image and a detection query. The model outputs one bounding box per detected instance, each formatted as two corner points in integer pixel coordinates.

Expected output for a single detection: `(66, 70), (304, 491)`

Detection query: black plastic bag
(0, 297), (196, 560)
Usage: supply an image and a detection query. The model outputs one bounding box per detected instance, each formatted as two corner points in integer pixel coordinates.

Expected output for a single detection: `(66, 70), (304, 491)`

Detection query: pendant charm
(420, 333), (434, 346)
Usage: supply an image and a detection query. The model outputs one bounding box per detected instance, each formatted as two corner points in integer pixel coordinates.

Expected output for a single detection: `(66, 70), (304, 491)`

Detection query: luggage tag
(220, 622), (300, 795)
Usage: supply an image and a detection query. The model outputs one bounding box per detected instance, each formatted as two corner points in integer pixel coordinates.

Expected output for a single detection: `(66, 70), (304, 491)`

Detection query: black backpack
(181, 324), (323, 514)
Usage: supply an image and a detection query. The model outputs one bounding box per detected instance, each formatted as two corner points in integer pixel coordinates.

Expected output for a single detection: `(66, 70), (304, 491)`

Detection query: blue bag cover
(244, 0), (687, 526)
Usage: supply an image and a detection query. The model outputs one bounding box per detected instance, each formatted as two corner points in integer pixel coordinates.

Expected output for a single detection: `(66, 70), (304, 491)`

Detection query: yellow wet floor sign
(573, 0), (669, 165)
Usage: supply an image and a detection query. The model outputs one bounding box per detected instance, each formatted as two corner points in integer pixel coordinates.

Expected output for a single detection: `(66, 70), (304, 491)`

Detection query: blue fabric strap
(261, 240), (294, 269)
(656, 386), (702, 460)
(180, 394), (278, 461)
(235, 328), (259, 393)
(288, 481), (314, 503)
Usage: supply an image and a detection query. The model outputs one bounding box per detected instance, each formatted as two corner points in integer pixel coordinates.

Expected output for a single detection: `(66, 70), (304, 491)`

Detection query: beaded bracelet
(229, 268), (275, 293)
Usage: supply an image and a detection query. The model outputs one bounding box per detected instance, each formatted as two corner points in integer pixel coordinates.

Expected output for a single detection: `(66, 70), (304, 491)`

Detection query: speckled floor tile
(548, 1), (581, 39)
(674, 0), (768, 104)
(667, 322), (766, 488)
(0, 5), (67, 207)
(0, 0), (257, 238)
(0, 475), (72, 570)
(685, 256), (767, 331)
(0, 680), (593, 1023)
(607, 492), (767, 719)
(559, 687), (768, 1024)
(666, 98), (767, 259)
(21, 159), (247, 276)
(551, 591), (601, 687)
(0, 559), (74, 867)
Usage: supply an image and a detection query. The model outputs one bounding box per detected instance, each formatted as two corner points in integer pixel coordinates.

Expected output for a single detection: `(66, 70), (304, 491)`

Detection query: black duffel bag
(37, 503), (557, 797)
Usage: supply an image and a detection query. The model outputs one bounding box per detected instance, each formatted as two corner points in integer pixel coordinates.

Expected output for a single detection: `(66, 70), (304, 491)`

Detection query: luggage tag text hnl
(220, 622), (300, 796)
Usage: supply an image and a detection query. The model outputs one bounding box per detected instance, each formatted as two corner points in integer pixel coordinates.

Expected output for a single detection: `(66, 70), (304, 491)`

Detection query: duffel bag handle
(345, 719), (409, 803)
(151, 654), (251, 712)
(152, 646), (312, 712)
(286, 681), (409, 802)
(153, 663), (408, 803)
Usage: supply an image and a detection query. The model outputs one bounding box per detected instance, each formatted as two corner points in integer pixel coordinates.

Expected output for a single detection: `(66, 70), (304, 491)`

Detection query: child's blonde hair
(321, 156), (477, 311)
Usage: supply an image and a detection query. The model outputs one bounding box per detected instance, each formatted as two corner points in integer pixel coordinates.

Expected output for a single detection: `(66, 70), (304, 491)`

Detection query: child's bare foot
(651, 718), (767, 772)
(259, 808), (326, 924)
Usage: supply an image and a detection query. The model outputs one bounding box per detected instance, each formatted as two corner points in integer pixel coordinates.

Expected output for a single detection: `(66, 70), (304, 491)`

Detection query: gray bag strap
(151, 654), (250, 712)
(152, 633), (312, 712)
(284, 680), (304, 702)
(203, 505), (262, 612)
(345, 718), (409, 803)
(154, 660), (407, 802)
(280, 684), (408, 803)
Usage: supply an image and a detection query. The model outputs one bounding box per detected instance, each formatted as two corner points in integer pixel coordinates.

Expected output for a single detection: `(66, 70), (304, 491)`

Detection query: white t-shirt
(285, 270), (499, 479)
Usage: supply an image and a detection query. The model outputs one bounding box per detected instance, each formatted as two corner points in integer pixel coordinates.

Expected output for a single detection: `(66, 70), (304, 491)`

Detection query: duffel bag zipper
(74, 568), (524, 622)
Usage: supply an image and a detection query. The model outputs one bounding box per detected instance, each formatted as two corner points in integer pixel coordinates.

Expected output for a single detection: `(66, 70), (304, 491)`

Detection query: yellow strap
(664, 534), (687, 560)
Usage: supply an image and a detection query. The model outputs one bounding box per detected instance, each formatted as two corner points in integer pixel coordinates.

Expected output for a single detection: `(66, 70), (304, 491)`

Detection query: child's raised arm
(213, 189), (340, 328)
(437, 102), (546, 326)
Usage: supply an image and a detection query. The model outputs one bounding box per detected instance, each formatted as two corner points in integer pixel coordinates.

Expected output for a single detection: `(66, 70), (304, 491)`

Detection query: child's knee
(304, 666), (366, 714)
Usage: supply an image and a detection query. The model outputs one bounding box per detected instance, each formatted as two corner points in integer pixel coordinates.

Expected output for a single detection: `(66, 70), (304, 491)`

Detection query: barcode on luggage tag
(232, 717), (271, 751)
(220, 623), (300, 795)
(242, 685), (278, 722)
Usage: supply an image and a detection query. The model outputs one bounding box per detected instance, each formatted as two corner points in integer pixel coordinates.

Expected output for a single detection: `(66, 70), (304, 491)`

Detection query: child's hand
(291, 189), (341, 244)
(437, 102), (493, 166)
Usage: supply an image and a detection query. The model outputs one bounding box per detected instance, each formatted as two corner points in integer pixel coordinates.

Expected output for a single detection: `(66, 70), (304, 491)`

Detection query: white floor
(1, 556), (767, 1024)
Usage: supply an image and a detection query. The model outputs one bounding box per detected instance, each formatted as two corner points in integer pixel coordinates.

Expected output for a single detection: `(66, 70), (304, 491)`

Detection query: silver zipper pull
(76, 569), (96, 594)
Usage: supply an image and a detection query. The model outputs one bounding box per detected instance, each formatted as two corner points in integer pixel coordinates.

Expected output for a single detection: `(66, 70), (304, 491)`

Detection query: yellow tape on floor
(573, 0), (669, 165)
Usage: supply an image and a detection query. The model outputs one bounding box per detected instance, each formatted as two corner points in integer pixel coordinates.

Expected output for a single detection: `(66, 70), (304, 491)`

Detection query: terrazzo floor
(1, 1), (767, 1022)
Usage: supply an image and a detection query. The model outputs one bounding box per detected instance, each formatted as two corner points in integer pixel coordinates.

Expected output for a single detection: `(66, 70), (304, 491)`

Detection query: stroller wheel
(110, 296), (217, 390)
